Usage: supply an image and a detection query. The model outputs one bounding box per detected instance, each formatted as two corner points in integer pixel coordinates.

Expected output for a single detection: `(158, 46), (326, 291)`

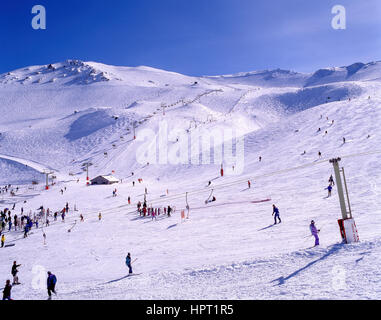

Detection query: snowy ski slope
(0, 60), (380, 299)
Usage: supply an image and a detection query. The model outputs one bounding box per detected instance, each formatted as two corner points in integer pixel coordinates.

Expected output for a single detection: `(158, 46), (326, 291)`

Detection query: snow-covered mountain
(0, 60), (380, 299)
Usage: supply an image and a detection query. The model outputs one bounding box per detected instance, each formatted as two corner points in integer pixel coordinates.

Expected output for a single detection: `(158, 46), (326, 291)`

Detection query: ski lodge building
(90, 175), (119, 185)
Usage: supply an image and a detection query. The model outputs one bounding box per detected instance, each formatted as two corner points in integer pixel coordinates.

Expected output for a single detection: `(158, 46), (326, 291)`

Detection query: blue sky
(0, 0), (380, 75)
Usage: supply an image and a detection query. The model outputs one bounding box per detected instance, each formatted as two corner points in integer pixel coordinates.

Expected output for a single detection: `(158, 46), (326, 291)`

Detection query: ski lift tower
(43, 170), (54, 190)
(82, 162), (93, 185)
(161, 103), (166, 116)
(133, 121), (137, 140)
(329, 158), (359, 243)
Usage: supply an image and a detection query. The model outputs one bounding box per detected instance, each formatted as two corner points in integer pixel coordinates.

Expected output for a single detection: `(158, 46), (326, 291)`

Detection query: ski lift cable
(96, 149), (381, 215)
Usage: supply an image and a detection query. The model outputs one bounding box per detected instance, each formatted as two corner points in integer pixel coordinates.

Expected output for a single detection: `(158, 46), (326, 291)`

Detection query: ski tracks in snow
(50, 239), (381, 300)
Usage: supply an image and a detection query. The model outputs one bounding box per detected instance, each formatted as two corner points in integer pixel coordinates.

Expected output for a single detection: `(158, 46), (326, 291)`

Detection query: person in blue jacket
(272, 204), (281, 224)
(126, 253), (133, 274)
(47, 271), (57, 298)
(327, 185), (333, 197)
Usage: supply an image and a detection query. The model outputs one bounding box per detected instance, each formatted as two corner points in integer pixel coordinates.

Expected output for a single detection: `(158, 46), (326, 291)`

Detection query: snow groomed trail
(0, 60), (381, 300)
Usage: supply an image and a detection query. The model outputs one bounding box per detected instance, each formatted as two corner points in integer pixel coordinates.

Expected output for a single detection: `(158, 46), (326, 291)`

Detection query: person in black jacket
(11, 261), (21, 285)
(2, 280), (12, 300)
(47, 271), (57, 298)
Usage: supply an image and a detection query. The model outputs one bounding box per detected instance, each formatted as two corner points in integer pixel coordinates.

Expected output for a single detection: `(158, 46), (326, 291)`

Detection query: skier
(98, 213), (102, 221)
(318, 151), (322, 159)
(248, 180), (251, 189)
(327, 185), (333, 197)
(128, 196), (131, 205)
(11, 262), (21, 285)
(343, 137), (346, 144)
(47, 271), (57, 299)
(14, 214), (18, 231)
(80, 214), (84, 222)
(137, 201), (141, 213)
(2, 280), (12, 300)
(310, 220), (320, 246)
(23, 225), (28, 238)
(259, 156), (262, 162)
(167, 206), (172, 217)
(207, 181), (211, 187)
(328, 175), (335, 186)
(125, 253), (133, 274)
(1, 234), (4, 248)
(272, 204), (281, 224)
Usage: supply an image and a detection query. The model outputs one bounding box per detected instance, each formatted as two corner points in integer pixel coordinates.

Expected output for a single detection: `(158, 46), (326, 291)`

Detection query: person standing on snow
(125, 253), (133, 274)
(328, 175), (335, 186)
(327, 185), (333, 197)
(310, 220), (320, 246)
(2, 280), (12, 300)
(11, 261), (21, 285)
(47, 271), (57, 299)
(1, 234), (5, 247)
(248, 180), (251, 189)
(272, 205), (281, 224)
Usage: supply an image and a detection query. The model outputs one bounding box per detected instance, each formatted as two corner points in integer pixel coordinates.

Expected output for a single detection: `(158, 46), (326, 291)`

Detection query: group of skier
(0, 201), (78, 248)
(271, 204), (320, 246)
(136, 200), (174, 219)
(2, 261), (57, 300)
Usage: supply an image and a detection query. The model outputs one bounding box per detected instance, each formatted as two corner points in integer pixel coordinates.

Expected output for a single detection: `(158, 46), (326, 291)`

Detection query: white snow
(0, 60), (380, 300)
